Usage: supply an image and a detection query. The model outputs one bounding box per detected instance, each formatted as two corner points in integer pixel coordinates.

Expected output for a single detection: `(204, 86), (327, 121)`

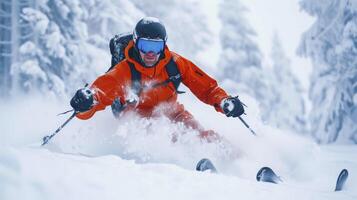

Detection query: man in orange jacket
(70, 17), (245, 141)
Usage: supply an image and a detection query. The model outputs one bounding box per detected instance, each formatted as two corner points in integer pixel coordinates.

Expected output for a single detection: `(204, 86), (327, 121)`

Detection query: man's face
(136, 38), (164, 67)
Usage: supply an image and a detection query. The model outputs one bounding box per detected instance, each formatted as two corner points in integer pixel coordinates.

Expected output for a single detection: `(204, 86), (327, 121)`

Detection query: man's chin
(144, 60), (158, 67)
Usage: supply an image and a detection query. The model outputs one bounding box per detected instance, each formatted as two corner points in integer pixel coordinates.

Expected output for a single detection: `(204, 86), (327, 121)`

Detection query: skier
(70, 17), (245, 141)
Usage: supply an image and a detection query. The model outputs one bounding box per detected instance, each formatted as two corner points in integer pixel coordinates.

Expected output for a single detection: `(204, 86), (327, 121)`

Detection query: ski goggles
(137, 38), (165, 54)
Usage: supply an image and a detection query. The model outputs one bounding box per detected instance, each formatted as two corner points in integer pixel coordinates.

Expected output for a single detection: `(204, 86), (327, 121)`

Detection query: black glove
(221, 96), (245, 117)
(70, 88), (94, 112)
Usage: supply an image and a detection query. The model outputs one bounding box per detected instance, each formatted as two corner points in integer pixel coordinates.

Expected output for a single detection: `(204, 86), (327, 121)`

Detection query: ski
(335, 169), (348, 191)
(195, 160), (349, 192)
(256, 167), (282, 184)
(196, 158), (217, 173)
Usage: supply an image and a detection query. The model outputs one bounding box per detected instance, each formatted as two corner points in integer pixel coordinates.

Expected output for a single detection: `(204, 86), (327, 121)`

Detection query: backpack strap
(165, 58), (185, 94)
(127, 58), (184, 95)
(150, 58), (185, 94)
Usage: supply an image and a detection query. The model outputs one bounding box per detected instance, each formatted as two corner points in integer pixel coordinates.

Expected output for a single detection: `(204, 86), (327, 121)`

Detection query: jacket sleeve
(76, 64), (129, 120)
(175, 54), (229, 113)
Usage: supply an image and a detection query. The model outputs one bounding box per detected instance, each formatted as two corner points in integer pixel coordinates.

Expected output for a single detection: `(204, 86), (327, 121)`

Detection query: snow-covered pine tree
(218, 0), (268, 101)
(298, 0), (357, 143)
(218, 0), (269, 114)
(218, 0), (262, 80)
(9, 0), (141, 98)
(0, 0), (35, 97)
(10, 0), (93, 98)
(0, 0), (13, 97)
(264, 34), (306, 133)
(219, 0), (307, 133)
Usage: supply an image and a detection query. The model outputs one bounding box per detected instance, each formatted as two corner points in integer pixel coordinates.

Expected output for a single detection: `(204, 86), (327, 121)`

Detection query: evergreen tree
(0, 0), (12, 97)
(9, 0), (141, 98)
(218, 0), (268, 116)
(218, 0), (266, 102)
(265, 34), (306, 133)
(219, 0), (262, 81)
(219, 0), (306, 133)
(299, 0), (357, 143)
(0, 0), (35, 97)
(11, 0), (94, 97)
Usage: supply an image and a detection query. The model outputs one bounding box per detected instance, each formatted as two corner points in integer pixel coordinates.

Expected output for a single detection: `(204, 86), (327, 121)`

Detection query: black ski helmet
(133, 17), (167, 43)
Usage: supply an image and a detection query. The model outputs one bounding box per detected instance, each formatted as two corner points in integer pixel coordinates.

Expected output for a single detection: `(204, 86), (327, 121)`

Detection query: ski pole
(42, 111), (78, 146)
(57, 109), (74, 116)
(228, 96), (257, 136)
(42, 83), (91, 146)
(238, 116), (257, 136)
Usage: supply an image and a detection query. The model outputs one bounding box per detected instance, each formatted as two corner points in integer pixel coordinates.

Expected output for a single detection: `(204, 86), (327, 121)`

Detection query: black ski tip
(256, 166), (282, 184)
(196, 158), (217, 173)
(335, 169), (349, 191)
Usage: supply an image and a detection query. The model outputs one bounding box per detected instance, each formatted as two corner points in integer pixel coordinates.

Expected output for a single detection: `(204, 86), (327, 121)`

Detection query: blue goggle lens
(137, 38), (164, 54)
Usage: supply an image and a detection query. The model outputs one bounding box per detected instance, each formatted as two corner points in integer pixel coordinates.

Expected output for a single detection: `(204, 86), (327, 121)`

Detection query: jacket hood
(124, 40), (172, 78)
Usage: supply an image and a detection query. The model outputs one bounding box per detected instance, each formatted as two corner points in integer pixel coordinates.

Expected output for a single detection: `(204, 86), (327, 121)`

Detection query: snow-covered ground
(0, 94), (356, 200)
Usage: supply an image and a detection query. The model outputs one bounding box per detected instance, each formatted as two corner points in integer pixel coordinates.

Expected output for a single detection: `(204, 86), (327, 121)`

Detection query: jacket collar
(124, 40), (172, 78)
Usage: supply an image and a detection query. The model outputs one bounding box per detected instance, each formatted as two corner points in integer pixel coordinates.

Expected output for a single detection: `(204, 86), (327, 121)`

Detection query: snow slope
(0, 94), (356, 200)
(1, 145), (356, 200)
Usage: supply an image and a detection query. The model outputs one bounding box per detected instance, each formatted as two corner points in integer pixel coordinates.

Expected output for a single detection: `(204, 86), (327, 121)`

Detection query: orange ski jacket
(77, 40), (228, 120)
